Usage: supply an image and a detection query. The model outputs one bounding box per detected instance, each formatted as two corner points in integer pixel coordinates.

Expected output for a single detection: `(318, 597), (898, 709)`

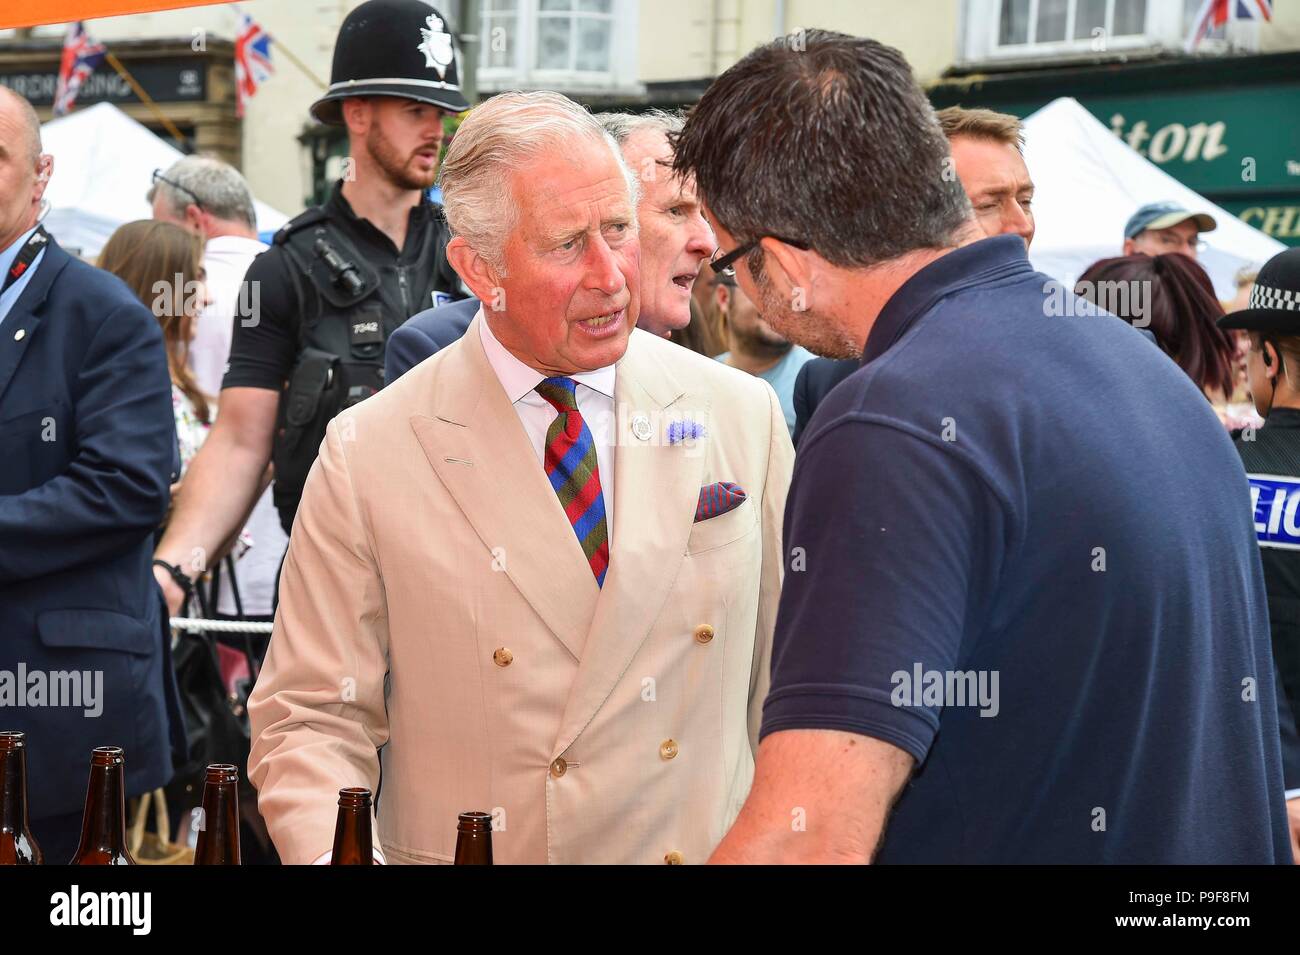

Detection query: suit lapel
(0, 242), (65, 407)
(409, 314), (599, 661)
(552, 332), (709, 755)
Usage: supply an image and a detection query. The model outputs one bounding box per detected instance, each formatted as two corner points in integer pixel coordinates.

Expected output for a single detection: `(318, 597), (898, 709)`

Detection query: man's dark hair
(673, 30), (970, 270)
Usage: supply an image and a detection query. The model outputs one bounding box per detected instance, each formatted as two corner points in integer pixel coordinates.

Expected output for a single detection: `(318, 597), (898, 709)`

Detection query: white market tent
(1022, 97), (1283, 300)
(38, 102), (289, 261)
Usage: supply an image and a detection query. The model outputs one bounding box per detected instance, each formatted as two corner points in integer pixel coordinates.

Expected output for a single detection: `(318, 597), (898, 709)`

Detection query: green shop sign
(1086, 87), (1300, 197)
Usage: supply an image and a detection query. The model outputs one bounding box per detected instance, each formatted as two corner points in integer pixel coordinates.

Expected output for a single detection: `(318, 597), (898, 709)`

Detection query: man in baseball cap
(1123, 200), (1217, 260)
(1220, 245), (1300, 862)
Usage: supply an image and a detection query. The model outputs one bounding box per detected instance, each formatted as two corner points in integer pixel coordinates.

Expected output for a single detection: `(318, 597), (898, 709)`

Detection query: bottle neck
(195, 781), (241, 865)
(331, 806), (373, 863)
(454, 824), (493, 865)
(76, 764), (129, 856)
(0, 748), (29, 834)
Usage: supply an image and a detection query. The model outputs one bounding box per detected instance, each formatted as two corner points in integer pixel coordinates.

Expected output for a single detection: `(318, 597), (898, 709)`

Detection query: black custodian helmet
(310, 0), (471, 125)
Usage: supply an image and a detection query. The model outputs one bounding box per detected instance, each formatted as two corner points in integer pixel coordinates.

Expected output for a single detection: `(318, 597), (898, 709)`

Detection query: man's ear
(446, 236), (503, 306)
(341, 97), (370, 136)
(33, 154), (53, 199)
(713, 282), (730, 315)
(186, 204), (207, 237)
(760, 236), (814, 307)
(1121, 238), (1137, 256)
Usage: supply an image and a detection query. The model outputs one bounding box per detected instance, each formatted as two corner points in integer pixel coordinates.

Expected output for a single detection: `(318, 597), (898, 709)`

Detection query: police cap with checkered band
(310, 0), (470, 125)
(1219, 248), (1300, 335)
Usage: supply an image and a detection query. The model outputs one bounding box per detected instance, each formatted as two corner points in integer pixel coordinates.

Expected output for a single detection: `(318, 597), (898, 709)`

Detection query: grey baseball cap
(1124, 201), (1217, 240)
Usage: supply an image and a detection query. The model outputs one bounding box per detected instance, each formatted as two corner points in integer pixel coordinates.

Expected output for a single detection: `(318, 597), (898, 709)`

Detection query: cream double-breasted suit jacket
(248, 316), (794, 864)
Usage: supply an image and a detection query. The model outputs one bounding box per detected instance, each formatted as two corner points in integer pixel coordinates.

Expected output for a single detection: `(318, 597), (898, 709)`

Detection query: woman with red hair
(1077, 252), (1239, 423)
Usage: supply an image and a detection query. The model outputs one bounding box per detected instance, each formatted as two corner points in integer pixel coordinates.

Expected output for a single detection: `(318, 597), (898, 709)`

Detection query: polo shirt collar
(477, 308), (617, 404)
(204, 234), (268, 257)
(326, 179), (432, 254)
(862, 234), (1034, 364)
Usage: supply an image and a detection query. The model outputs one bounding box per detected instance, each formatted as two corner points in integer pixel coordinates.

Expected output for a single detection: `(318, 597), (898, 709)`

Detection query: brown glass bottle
(69, 746), (135, 865)
(193, 763), (241, 865)
(453, 810), (493, 865)
(0, 731), (43, 865)
(329, 787), (373, 864)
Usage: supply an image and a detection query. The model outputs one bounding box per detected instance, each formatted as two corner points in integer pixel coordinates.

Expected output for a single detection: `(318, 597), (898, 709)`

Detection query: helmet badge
(418, 14), (455, 78)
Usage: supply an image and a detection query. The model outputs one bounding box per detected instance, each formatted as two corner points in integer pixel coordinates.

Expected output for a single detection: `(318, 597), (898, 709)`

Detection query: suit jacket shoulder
(29, 243), (132, 308)
(626, 328), (775, 412)
(385, 297), (480, 383)
(399, 297), (479, 347)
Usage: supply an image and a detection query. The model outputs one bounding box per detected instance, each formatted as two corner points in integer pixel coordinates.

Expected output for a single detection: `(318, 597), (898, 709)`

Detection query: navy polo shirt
(762, 235), (1292, 863)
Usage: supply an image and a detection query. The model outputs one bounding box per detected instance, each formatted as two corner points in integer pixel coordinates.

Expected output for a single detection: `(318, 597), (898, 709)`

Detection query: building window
(537, 0), (613, 73)
(481, 0), (520, 71)
(994, 0), (1148, 49)
(962, 0), (1248, 64)
(478, 0), (637, 93)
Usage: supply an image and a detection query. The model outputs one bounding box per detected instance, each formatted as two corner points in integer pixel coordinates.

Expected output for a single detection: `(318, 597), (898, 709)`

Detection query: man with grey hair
(148, 155), (258, 238)
(148, 155), (287, 622)
(248, 90), (792, 864)
(383, 107), (715, 381)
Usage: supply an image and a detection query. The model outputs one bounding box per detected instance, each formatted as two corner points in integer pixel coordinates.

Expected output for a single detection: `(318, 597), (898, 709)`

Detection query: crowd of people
(2, 0), (1298, 865)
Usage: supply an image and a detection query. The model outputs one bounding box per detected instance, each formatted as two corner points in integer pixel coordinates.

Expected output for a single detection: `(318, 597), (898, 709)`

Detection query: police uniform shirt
(1236, 407), (1300, 799)
(762, 234), (1292, 863)
(221, 181), (460, 392)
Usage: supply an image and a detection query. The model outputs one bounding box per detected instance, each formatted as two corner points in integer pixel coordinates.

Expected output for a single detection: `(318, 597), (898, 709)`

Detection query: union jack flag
(1186, 0), (1272, 52)
(233, 7), (274, 117)
(53, 21), (107, 117)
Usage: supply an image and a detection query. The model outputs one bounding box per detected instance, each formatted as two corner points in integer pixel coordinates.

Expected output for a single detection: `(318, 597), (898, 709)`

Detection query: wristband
(153, 559), (195, 598)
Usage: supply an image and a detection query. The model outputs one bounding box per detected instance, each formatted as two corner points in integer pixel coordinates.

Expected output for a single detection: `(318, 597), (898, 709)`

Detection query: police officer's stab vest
(1238, 414), (1300, 722)
(269, 205), (455, 534)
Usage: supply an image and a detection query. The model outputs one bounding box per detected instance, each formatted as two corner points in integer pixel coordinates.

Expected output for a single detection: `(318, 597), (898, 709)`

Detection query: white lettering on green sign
(1108, 113), (1230, 164)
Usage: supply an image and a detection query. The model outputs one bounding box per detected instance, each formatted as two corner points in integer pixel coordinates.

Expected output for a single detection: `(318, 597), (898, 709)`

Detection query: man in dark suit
(791, 357), (857, 446)
(0, 88), (182, 861)
(384, 295), (478, 383)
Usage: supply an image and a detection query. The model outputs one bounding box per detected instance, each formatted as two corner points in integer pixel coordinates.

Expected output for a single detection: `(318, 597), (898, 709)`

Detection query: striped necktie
(535, 376), (609, 586)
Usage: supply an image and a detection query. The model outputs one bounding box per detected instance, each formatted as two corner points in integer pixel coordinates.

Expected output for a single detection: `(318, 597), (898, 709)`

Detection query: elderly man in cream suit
(248, 91), (793, 865)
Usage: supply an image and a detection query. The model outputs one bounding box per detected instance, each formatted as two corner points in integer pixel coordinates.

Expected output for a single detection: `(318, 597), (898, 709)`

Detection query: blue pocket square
(695, 482), (747, 523)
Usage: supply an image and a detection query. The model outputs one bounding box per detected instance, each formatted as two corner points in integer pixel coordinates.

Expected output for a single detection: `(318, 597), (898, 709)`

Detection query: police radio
(314, 236), (367, 298)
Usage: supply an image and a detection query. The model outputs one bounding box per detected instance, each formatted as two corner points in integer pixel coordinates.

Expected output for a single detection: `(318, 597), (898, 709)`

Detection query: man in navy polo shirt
(674, 31), (1292, 863)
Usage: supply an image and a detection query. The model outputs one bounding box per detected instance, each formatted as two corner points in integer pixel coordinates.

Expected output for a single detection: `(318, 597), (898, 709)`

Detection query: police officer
(1221, 246), (1300, 860)
(153, 0), (468, 616)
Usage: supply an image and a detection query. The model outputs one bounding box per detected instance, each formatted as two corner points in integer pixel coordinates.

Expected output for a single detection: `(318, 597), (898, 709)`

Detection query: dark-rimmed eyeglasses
(151, 168), (204, 211)
(710, 234), (810, 277)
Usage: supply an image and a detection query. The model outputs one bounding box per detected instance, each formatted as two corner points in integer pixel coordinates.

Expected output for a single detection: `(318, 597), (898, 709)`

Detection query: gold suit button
(550, 757), (568, 778)
(493, 647), (514, 667)
(660, 739), (678, 760)
(694, 624), (714, 644)
(664, 850), (684, 865)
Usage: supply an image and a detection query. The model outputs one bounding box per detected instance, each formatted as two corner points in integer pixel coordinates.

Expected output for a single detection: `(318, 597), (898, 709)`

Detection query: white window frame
(477, 0), (641, 95)
(958, 0), (1251, 65)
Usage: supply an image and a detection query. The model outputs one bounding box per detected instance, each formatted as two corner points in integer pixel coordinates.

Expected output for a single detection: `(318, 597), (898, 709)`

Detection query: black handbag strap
(194, 555), (262, 683)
